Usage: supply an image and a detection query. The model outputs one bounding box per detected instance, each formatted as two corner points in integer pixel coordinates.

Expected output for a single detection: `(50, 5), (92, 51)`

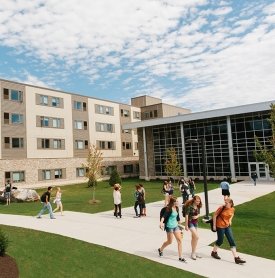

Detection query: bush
(0, 229), (9, 256)
(109, 168), (122, 187)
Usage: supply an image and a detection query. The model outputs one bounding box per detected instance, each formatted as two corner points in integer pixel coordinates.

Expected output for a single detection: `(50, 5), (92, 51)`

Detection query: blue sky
(0, 0), (275, 112)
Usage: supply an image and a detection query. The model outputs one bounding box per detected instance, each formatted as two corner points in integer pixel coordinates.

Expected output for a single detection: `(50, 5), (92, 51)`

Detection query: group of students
(158, 178), (246, 264)
(112, 183), (146, 218)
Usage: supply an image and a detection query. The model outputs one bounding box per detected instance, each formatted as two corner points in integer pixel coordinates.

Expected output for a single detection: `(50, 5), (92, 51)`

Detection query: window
(76, 168), (85, 177)
(75, 140), (88, 149)
(154, 110), (158, 117)
(54, 169), (63, 179)
(52, 118), (61, 128)
(95, 104), (114, 115)
(53, 139), (62, 149)
(74, 101), (82, 110)
(42, 170), (51, 180)
(4, 113), (9, 124)
(135, 142), (138, 150)
(74, 120), (83, 130)
(41, 117), (49, 127)
(121, 109), (130, 117)
(11, 114), (23, 124)
(133, 111), (140, 119)
(122, 142), (132, 150)
(122, 129), (130, 134)
(4, 137), (10, 148)
(96, 122), (114, 133)
(52, 97), (60, 107)
(40, 95), (48, 105)
(97, 141), (115, 150)
(124, 164), (133, 173)
(10, 90), (23, 101)
(12, 171), (25, 182)
(42, 139), (50, 149)
(12, 138), (24, 148)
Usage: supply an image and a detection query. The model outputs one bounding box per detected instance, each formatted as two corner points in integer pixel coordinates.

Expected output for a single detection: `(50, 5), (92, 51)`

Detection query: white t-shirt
(113, 190), (121, 205)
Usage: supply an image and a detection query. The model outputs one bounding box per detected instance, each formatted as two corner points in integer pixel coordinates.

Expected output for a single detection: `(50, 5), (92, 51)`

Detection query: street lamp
(186, 138), (210, 220)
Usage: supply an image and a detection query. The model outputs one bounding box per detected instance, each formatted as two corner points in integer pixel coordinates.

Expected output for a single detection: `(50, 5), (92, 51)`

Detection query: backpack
(40, 192), (47, 202)
(137, 191), (144, 203)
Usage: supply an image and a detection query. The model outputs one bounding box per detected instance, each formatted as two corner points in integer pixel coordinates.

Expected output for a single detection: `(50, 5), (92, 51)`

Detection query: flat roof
(123, 100), (275, 129)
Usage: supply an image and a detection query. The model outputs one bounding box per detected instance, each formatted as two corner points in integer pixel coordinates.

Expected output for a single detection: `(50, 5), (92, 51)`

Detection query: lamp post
(186, 138), (210, 219)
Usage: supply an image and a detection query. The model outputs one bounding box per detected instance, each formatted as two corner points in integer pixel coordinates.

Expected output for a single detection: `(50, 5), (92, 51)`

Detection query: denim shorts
(166, 226), (180, 233)
(188, 222), (198, 229)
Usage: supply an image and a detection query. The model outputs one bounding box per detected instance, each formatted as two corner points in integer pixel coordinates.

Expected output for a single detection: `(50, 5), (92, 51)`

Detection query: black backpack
(160, 206), (179, 224)
(40, 192), (47, 202)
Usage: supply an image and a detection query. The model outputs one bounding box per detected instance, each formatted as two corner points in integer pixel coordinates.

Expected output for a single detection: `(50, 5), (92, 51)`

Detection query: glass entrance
(249, 162), (269, 180)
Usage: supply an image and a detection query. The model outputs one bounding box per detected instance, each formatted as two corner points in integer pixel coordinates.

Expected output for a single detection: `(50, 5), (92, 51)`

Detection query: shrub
(109, 168), (122, 187)
(0, 229), (9, 256)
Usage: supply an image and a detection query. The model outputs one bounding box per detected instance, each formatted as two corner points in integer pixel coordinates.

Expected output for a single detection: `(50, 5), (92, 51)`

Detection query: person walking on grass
(37, 186), (55, 219)
(53, 187), (63, 216)
(184, 195), (202, 260)
(158, 196), (186, 262)
(113, 184), (122, 218)
(211, 198), (246, 264)
(4, 180), (12, 206)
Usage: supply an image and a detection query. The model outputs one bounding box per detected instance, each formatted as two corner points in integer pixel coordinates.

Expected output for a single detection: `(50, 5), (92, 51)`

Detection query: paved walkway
(1, 181), (275, 278)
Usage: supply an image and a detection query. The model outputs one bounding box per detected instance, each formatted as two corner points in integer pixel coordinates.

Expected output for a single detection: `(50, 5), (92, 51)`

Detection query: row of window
(3, 89), (141, 119)
(5, 164), (139, 182)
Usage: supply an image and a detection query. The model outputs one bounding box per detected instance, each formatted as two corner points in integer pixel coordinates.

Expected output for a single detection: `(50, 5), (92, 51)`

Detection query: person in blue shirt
(220, 178), (230, 200)
(158, 196), (186, 262)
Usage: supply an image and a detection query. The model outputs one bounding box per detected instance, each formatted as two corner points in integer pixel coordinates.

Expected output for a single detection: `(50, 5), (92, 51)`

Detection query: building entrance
(249, 162), (270, 181)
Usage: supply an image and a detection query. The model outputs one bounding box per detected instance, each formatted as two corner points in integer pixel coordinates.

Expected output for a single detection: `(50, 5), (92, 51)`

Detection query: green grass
(200, 191), (275, 260)
(0, 178), (219, 216)
(0, 225), (202, 278)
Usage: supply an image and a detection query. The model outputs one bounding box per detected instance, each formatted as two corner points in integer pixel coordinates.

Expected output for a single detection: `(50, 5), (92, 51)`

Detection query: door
(249, 162), (269, 180)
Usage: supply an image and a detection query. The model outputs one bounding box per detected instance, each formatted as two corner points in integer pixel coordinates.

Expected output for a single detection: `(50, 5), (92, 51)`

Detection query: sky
(0, 0), (275, 112)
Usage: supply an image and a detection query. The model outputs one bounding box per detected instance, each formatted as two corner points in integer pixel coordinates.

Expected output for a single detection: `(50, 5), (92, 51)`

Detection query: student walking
(134, 185), (143, 217)
(37, 186), (55, 219)
(211, 198), (246, 264)
(184, 195), (202, 260)
(188, 178), (196, 197)
(179, 178), (190, 204)
(53, 187), (63, 215)
(139, 184), (146, 216)
(251, 172), (258, 186)
(4, 180), (12, 206)
(113, 184), (122, 218)
(162, 180), (170, 207)
(220, 178), (230, 200)
(158, 196), (186, 262)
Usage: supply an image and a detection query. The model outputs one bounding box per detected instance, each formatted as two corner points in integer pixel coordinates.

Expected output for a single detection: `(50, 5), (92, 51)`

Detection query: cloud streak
(0, 0), (274, 112)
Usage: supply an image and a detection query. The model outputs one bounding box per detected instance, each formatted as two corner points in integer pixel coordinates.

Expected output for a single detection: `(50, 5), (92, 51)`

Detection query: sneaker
(235, 256), (246, 264)
(191, 253), (196, 260)
(179, 257), (187, 262)
(158, 248), (163, 257)
(196, 254), (202, 259)
(211, 251), (221, 260)
(36, 216), (42, 219)
(50, 217), (56, 219)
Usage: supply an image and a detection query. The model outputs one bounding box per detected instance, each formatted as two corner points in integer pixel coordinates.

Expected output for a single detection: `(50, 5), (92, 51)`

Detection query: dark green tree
(109, 168), (122, 187)
(0, 229), (9, 256)
(254, 103), (275, 178)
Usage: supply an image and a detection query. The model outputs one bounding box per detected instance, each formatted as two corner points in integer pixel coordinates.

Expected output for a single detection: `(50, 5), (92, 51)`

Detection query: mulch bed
(0, 255), (19, 278)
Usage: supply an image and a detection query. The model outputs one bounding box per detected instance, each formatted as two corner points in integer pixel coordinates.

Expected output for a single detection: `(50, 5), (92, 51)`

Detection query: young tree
(164, 147), (183, 184)
(254, 103), (275, 178)
(109, 168), (122, 187)
(82, 144), (103, 203)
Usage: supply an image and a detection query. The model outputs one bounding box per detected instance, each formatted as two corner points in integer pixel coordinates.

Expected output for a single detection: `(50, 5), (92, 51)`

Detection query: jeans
(216, 226), (236, 248)
(38, 202), (55, 218)
(114, 203), (121, 217)
(134, 201), (142, 216)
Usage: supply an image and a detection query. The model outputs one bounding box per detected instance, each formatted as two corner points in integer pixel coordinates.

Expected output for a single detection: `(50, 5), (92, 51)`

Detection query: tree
(164, 147), (183, 184)
(109, 168), (122, 187)
(254, 103), (275, 178)
(82, 144), (103, 203)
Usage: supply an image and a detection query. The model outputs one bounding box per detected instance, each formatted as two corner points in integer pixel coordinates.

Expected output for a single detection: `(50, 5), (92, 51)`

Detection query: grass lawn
(0, 178), (220, 216)
(200, 191), (275, 260)
(0, 225), (202, 278)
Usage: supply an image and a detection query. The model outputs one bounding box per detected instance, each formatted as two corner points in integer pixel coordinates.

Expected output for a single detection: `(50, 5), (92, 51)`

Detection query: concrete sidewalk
(1, 181), (275, 278)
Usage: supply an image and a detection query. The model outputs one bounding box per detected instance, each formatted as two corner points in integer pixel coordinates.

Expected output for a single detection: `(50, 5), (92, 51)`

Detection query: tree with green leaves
(109, 168), (122, 187)
(164, 147), (183, 184)
(254, 103), (275, 179)
(82, 144), (103, 203)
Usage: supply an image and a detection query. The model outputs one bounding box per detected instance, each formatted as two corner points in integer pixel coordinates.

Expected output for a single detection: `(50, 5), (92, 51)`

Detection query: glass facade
(152, 110), (272, 178)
